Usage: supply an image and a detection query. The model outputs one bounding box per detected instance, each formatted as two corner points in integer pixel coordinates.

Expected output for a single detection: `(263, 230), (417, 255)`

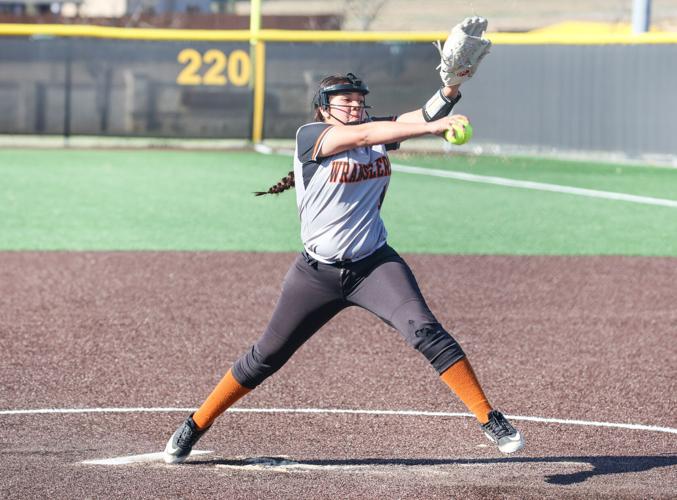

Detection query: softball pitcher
(164, 17), (524, 464)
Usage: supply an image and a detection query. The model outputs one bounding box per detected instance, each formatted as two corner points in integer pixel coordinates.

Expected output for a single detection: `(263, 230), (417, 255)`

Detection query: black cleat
(481, 410), (524, 454)
(163, 414), (210, 464)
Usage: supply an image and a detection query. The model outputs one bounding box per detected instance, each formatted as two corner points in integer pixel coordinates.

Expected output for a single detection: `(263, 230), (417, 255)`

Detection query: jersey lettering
(328, 156), (391, 184)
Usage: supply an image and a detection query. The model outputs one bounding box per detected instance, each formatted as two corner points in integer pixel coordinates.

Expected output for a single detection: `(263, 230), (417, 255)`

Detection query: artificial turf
(1, 148), (675, 255)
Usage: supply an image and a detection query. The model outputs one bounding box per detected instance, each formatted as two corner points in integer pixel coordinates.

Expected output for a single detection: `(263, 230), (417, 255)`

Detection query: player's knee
(232, 345), (287, 388)
(410, 322), (465, 374)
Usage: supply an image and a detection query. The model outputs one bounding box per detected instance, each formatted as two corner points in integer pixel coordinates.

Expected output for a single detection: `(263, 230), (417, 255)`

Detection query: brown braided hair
(254, 74), (352, 196)
(254, 170), (295, 196)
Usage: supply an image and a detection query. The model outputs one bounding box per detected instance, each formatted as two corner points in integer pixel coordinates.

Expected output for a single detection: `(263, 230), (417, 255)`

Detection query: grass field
(1, 148), (676, 255)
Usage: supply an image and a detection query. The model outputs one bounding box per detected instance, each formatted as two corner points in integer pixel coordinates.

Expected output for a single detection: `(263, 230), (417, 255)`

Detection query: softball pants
(232, 244), (465, 388)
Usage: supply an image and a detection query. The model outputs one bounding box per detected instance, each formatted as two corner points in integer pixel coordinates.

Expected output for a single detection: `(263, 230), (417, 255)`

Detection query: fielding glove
(436, 16), (492, 86)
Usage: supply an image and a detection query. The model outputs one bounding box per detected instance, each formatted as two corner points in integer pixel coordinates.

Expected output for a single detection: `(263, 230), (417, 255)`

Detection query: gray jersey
(293, 122), (395, 264)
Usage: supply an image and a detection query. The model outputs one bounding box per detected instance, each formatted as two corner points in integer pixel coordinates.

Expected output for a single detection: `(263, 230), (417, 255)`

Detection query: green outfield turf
(1, 148), (675, 255)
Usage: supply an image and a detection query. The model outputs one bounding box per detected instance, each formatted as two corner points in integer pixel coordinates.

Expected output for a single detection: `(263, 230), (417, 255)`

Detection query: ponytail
(254, 171), (295, 196)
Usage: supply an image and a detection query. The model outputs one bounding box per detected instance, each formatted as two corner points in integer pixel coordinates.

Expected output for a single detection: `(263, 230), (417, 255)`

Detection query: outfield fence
(1, 24), (676, 157)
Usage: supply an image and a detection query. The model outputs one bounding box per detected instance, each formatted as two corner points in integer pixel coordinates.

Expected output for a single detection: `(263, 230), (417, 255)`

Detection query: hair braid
(254, 171), (295, 196)
(255, 75), (352, 197)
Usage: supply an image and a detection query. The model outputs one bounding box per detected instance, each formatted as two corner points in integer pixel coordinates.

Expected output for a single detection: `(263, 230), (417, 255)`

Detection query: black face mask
(324, 102), (372, 125)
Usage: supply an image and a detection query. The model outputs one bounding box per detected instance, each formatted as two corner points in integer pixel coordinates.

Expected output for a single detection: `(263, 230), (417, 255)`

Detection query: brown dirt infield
(1, 252), (675, 499)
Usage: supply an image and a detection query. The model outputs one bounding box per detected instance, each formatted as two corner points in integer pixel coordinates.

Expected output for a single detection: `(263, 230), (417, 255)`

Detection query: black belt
(302, 251), (353, 268)
(327, 258), (353, 268)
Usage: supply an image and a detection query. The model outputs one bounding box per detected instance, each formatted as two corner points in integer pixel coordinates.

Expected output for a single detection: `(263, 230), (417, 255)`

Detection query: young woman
(163, 70), (525, 464)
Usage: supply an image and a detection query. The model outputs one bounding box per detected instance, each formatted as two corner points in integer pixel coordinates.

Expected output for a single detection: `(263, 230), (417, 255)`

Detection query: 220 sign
(176, 48), (251, 86)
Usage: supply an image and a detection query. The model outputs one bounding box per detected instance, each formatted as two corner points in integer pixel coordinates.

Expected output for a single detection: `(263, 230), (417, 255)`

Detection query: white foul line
(268, 149), (677, 208)
(1, 406), (675, 435)
(392, 163), (677, 208)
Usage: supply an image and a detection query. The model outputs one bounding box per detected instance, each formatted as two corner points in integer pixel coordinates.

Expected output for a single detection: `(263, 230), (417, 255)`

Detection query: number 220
(176, 48), (250, 86)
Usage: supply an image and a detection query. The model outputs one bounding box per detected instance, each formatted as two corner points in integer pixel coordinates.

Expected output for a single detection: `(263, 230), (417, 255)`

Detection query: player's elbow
(355, 130), (372, 147)
(339, 127), (371, 148)
(355, 123), (384, 147)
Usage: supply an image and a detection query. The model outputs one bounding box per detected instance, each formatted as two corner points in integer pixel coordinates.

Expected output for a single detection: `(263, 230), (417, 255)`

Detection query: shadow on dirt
(191, 454), (677, 485)
(536, 454), (677, 485)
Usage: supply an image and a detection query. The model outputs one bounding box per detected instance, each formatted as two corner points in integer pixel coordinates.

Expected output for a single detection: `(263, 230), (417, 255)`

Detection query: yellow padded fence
(2, 24), (677, 44)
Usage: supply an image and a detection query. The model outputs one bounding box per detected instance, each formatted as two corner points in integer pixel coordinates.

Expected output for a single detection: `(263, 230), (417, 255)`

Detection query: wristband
(422, 89), (462, 122)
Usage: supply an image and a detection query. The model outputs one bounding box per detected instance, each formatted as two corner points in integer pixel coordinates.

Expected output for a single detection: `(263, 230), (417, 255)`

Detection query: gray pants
(232, 244), (465, 388)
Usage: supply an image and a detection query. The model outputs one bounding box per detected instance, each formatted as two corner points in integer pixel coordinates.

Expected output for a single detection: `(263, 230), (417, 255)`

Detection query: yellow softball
(444, 121), (473, 145)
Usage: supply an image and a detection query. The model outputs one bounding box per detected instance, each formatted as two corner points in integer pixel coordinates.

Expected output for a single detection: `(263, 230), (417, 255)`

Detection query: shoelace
(176, 424), (196, 447)
(484, 412), (515, 439)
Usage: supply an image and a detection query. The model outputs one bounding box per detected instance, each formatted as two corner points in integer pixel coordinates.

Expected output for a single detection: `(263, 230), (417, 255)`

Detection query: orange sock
(439, 358), (492, 424)
(192, 369), (252, 430)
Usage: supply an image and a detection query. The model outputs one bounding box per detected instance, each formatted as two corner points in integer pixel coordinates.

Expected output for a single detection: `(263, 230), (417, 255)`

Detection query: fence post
(63, 36), (72, 142)
(632, 0), (652, 33)
(250, 0), (264, 143)
(252, 41), (266, 144)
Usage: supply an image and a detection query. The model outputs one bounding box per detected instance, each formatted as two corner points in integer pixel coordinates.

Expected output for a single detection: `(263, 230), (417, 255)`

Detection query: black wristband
(422, 89), (462, 122)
